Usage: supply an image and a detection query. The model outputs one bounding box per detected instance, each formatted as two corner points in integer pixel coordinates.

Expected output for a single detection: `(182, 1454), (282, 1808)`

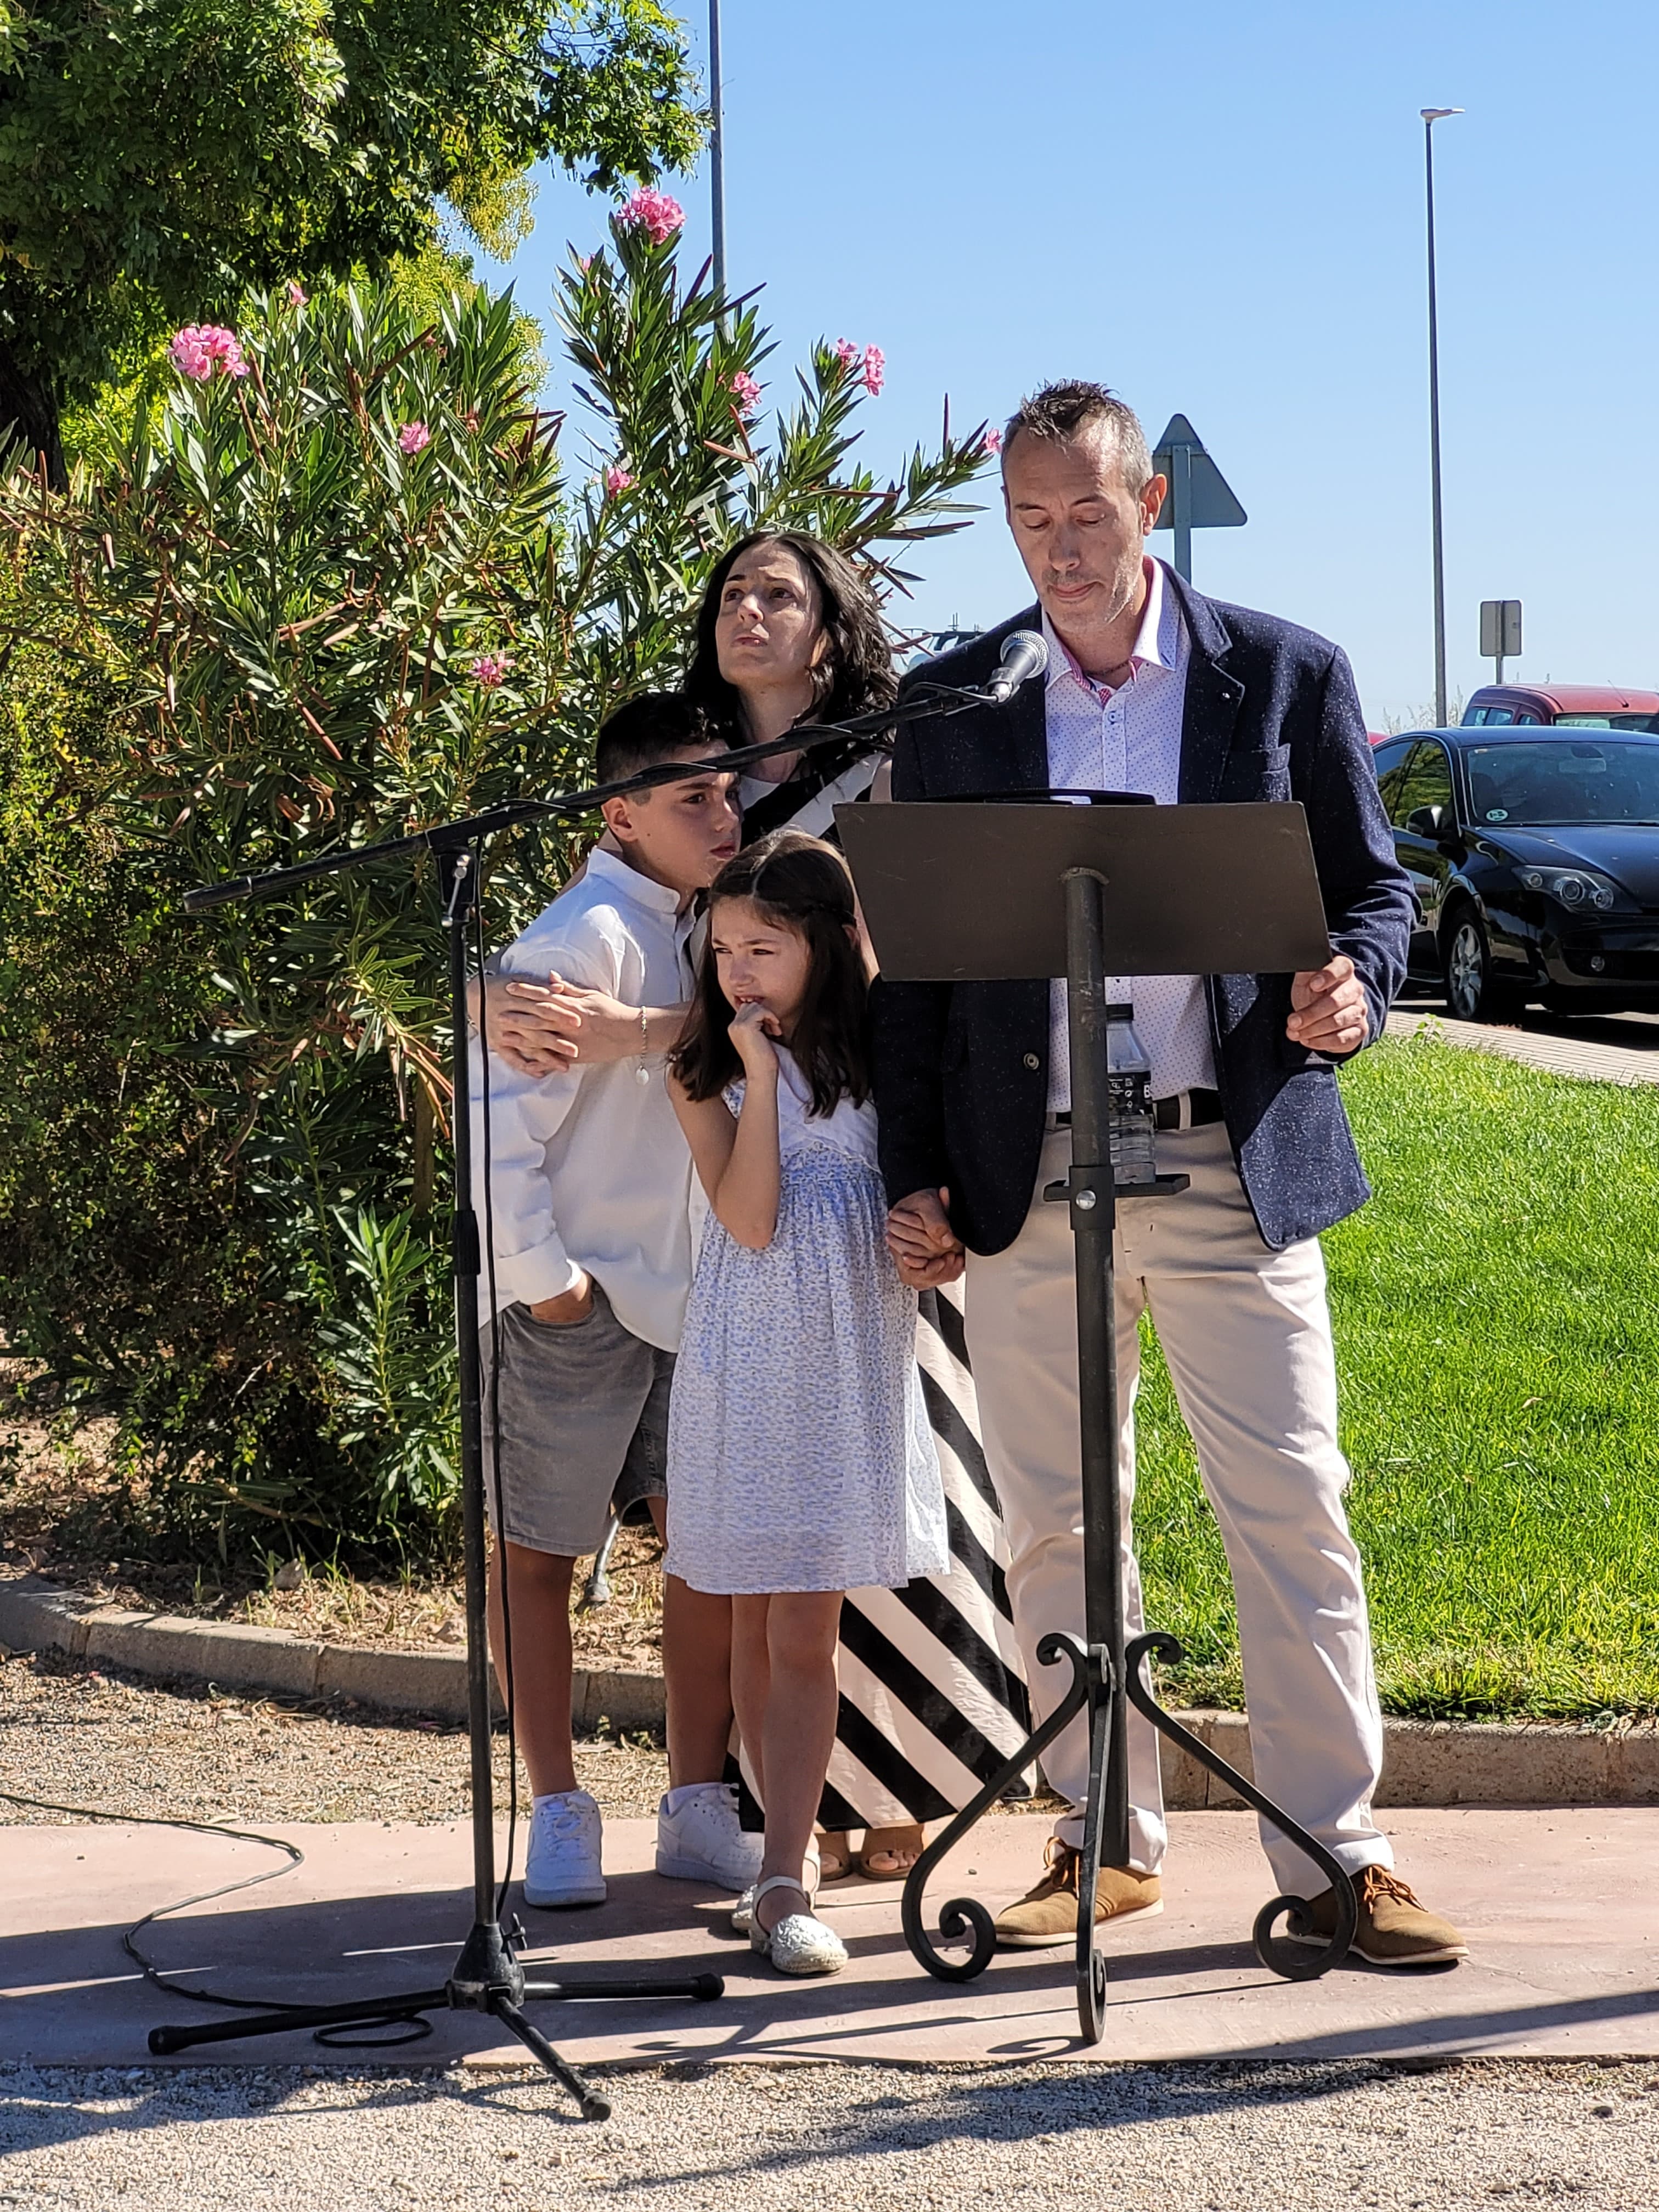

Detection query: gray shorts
(478, 1283), (673, 1558)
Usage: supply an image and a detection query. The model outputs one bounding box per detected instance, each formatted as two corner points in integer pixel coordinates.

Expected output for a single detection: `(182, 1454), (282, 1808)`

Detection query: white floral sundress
(665, 1051), (947, 1596)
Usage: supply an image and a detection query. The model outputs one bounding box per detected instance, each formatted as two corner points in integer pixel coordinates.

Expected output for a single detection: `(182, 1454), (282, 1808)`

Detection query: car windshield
(1551, 713), (1659, 733)
(1466, 739), (1659, 826)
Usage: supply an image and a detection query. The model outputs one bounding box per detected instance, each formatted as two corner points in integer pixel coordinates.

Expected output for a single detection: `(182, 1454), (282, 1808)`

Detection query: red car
(1463, 682), (1659, 732)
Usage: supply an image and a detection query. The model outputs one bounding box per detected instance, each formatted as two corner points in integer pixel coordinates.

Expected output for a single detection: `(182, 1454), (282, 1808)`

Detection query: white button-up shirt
(1044, 557), (1217, 1111)
(469, 846), (698, 1352)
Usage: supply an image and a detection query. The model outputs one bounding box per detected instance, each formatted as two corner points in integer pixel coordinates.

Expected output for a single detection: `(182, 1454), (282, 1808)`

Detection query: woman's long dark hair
(670, 831), (871, 1118)
(683, 531), (899, 741)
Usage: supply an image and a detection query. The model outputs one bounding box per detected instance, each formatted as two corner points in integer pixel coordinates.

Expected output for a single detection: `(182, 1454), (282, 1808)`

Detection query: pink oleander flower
(983, 425), (1003, 454)
(833, 337), (860, 367)
(398, 421), (431, 456)
(730, 369), (761, 416)
(472, 652), (512, 689)
(861, 344), (885, 397)
(616, 187), (685, 245)
(170, 324), (250, 382)
(286, 281), (308, 308)
(604, 464), (636, 495)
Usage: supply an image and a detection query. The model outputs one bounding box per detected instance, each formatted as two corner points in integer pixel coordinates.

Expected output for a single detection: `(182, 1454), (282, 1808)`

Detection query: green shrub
(0, 213), (990, 1567)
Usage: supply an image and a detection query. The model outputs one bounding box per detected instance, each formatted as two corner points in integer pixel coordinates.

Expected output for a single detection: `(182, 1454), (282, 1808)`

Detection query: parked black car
(1371, 726), (1659, 1019)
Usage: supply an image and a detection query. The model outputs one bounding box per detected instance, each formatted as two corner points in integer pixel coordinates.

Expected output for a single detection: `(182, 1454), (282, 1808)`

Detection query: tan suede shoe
(1292, 1865), (1468, 1967)
(993, 1838), (1164, 1949)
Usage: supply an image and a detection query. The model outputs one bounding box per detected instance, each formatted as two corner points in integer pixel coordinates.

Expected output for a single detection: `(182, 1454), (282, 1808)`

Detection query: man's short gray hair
(1002, 381), (1154, 493)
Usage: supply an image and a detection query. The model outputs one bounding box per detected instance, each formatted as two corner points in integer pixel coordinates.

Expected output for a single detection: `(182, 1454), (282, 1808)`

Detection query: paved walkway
(7, 1809), (1656, 2070)
(1385, 1006), (1659, 1085)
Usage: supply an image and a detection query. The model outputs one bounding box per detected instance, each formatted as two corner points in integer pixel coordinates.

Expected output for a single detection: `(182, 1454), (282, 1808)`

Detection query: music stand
(837, 796), (1361, 2044)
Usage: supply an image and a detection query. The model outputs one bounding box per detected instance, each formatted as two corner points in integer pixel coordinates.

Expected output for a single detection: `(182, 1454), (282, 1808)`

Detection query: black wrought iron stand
(836, 800), (1361, 2044)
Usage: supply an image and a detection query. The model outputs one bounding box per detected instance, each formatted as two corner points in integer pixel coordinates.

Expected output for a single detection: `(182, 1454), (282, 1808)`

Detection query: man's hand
(1287, 954), (1368, 1056)
(887, 1188), (966, 1289)
(482, 974), (641, 1079)
(528, 1270), (594, 1325)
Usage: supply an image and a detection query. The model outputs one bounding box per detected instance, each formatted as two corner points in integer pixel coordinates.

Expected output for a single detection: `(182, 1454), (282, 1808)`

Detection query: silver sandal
(747, 1872), (848, 1977)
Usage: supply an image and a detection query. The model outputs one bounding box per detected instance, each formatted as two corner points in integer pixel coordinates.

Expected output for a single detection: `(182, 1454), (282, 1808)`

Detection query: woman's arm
(669, 1009), (783, 1249)
(467, 973), (689, 1079)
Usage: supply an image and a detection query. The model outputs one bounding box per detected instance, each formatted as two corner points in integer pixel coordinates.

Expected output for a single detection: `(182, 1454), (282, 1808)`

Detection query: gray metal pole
(709, 0), (726, 300)
(1422, 108), (1460, 726)
(1170, 441), (1193, 583)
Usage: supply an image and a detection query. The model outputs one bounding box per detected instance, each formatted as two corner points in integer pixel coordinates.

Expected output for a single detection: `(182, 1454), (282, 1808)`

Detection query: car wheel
(1442, 909), (1520, 1023)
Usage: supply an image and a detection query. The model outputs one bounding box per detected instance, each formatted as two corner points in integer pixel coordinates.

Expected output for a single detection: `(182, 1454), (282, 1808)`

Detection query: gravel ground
(0, 1646), (669, 1826)
(1, 2058), (1656, 2210)
(0, 1645), (1054, 1831)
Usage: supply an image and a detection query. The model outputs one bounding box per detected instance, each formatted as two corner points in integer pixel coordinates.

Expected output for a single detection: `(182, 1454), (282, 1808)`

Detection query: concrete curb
(1383, 1006), (1659, 1088)
(5, 1573), (1656, 1808)
(0, 1575), (663, 1737)
(1162, 1708), (1659, 1813)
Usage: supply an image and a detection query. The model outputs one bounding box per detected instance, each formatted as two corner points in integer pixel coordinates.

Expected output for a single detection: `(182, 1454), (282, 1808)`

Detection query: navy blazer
(869, 569), (1414, 1254)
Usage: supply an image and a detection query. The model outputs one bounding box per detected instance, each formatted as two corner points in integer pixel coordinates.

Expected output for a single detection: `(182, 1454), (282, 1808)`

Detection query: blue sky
(473, 0), (1659, 726)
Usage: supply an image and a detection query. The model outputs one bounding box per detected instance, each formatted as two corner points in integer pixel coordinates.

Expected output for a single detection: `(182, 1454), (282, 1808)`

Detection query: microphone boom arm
(182, 682), (992, 914)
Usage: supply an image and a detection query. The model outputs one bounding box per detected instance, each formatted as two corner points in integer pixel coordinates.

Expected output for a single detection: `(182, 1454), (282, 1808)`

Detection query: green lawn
(1134, 1028), (1659, 1719)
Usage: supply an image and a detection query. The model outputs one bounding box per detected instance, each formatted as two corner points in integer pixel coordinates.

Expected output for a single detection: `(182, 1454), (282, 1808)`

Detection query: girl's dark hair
(683, 531), (899, 741)
(669, 830), (871, 1117)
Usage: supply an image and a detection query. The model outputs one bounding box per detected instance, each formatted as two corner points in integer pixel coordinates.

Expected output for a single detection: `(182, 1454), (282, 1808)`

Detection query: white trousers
(964, 1121), (1390, 1897)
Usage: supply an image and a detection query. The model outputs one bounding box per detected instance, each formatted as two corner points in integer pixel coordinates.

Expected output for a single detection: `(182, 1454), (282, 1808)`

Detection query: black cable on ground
(0, 1785), (432, 2049)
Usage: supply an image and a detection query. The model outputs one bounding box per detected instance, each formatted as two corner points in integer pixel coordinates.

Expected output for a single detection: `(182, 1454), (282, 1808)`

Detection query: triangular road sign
(1149, 414), (1246, 530)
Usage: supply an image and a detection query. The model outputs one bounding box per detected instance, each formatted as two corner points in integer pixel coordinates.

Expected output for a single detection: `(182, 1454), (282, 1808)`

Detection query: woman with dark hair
(681, 530), (898, 842)
(475, 530), (1029, 1888)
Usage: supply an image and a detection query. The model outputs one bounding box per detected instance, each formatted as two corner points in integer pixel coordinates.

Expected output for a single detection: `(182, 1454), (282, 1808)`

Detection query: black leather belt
(1051, 1088), (1223, 1132)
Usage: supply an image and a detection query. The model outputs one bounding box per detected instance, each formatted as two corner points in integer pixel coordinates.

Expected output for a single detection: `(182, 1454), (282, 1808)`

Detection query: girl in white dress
(666, 830), (947, 1976)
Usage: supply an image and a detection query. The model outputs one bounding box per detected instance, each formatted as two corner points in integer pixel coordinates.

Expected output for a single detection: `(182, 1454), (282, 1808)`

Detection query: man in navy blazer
(875, 381), (1464, 1967)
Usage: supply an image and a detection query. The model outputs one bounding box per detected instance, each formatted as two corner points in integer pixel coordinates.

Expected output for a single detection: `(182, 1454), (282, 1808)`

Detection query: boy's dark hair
(670, 829), (871, 1118)
(684, 531), (898, 738)
(595, 692), (718, 788)
(1002, 380), (1154, 490)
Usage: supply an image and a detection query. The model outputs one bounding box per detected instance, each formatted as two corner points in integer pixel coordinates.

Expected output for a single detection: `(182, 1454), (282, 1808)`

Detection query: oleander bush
(0, 204), (991, 1566)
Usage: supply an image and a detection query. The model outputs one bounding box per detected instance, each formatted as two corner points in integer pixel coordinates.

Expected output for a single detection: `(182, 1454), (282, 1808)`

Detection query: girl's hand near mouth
(729, 997), (783, 1077)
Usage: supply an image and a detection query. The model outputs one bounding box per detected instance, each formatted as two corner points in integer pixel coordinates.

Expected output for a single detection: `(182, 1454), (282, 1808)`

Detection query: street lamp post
(709, 0), (726, 300)
(1422, 105), (1463, 728)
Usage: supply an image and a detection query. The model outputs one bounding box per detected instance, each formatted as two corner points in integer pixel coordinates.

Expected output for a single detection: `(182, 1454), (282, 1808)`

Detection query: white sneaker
(655, 1783), (765, 1888)
(522, 1790), (606, 1909)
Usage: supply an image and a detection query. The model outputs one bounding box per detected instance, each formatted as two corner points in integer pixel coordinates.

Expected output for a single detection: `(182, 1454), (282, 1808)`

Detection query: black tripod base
(148, 1918), (724, 2118)
(901, 1630), (1359, 2044)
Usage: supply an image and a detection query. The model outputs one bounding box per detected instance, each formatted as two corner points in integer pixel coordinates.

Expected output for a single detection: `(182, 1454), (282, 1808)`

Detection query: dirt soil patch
(2, 1396), (664, 1674)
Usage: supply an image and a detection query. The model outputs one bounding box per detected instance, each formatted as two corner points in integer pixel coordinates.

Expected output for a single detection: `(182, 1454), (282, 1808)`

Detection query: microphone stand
(147, 681), (994, 2114)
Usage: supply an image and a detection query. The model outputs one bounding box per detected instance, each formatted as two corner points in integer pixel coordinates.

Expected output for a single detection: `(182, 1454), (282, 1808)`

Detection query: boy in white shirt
(472, 695), (747, 1909)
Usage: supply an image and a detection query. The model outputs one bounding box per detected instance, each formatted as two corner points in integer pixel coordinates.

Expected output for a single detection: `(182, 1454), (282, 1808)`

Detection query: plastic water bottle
(1106, 1003), (1156, 1186)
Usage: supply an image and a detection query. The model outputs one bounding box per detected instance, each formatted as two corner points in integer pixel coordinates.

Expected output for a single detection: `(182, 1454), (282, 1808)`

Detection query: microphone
(982, 629), (1048, 704)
